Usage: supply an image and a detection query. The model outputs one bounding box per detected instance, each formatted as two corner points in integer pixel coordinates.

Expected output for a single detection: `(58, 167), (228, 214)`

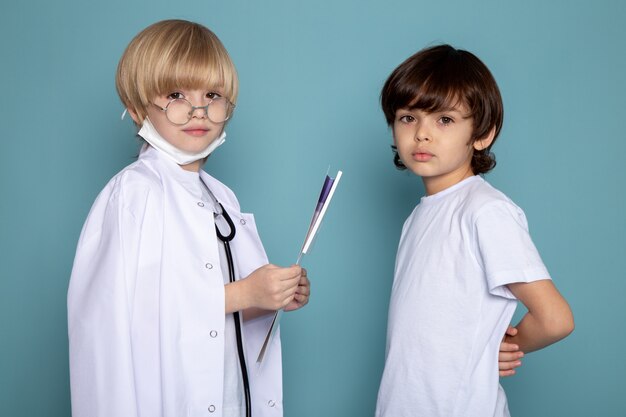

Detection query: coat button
(240, 219), (246, 225)
(210, 330), (218, 338)
(197, 202), (205, 207)
(208, 404), (216, 412)
(205, 263), (213, 269)
(268, 400), (276, 407)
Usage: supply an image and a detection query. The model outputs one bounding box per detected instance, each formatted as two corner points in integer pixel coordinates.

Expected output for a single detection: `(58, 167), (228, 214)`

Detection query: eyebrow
(400, 105), (469, 117)
(439, 107), (470, 117)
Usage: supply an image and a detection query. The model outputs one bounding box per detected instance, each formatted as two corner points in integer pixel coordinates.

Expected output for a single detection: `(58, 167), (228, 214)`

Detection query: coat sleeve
(68, 178), (154, 417)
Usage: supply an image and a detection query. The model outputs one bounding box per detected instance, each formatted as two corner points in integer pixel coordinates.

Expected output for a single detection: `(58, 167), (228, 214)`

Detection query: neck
(180, 159), (203, 172)
(423, 169), (475, 196)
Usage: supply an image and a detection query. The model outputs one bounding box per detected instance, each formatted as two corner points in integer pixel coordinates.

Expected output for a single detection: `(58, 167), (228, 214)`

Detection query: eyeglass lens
(166, 98), (231, 125)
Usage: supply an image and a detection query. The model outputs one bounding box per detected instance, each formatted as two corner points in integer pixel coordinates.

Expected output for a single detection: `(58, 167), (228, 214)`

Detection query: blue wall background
(1, 0), (625, 416)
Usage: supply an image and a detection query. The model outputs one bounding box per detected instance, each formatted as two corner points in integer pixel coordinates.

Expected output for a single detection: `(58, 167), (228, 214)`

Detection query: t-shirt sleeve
(474, 200), (551, 299)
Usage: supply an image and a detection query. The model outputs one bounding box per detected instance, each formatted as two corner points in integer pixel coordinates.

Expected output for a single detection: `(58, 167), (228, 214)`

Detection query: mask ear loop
(121, 109), (128, 120)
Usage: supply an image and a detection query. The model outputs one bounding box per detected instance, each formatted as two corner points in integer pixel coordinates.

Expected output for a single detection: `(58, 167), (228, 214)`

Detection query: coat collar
(139, 143), (204, 198)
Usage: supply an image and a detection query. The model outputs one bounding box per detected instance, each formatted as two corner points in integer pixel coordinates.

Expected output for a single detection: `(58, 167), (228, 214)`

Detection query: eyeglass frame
(151, 96), (236, 125)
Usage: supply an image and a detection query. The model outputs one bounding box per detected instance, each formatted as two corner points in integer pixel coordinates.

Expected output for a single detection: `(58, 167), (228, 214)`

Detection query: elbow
(545, 306), (575, 341)
(563, 310), (575, 337)
(554, 316), (574, 341)
(564, 308), (575, 336)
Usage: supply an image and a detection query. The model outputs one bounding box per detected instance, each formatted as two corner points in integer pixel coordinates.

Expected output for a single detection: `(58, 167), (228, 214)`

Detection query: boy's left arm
(505, 279), (574, 353)
(499, 325), (523, 377)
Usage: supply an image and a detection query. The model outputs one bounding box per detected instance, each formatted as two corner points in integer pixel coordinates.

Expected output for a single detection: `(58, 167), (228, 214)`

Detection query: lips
(412, 151), (433, 162)
(182, 127), (210, 137)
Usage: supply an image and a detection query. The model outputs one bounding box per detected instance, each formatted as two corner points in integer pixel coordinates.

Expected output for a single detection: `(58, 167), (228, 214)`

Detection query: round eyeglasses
(152, 97), (235, 125)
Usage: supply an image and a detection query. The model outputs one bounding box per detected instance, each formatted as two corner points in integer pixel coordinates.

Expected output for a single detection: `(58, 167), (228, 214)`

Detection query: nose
(414, 125), (431, 142)
(409, 117), (431, 142)
(190, 104), (209, 119)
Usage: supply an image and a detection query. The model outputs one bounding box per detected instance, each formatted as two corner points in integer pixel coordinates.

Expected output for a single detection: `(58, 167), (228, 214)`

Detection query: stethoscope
(204, 182), (252, 417)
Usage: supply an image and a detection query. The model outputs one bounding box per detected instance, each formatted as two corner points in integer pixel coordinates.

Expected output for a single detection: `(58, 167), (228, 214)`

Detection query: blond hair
(116, 19), (238, 123)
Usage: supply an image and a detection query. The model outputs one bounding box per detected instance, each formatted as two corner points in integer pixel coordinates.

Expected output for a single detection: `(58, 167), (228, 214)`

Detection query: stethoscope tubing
(215, 201), (252, 417)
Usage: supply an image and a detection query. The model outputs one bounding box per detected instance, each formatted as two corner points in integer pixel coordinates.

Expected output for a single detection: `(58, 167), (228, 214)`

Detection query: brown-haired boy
(375, 44), (573, 417)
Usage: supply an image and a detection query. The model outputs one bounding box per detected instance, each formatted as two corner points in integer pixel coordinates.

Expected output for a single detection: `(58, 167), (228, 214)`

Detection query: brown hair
(381, 44), (503, 174)
(116, 19), (238, 124)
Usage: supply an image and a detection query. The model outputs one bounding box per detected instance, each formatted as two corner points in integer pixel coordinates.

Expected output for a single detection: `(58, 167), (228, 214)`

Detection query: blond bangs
(151, 34), (238, 103)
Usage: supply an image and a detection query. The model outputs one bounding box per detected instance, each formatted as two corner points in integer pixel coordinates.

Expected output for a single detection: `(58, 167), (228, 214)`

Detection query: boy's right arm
(225, 264), (302, 314)
(505, 279), (574, 353)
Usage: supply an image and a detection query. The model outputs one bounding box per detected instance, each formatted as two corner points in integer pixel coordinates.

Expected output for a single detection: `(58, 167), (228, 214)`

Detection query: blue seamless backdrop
(1, 1), (624, 416)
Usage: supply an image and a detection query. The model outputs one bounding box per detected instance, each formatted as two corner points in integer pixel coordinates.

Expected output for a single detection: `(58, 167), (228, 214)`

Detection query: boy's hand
(243, 264), (301, 311)
(284, 268), (310, 312)
(499, 325), (524, 377)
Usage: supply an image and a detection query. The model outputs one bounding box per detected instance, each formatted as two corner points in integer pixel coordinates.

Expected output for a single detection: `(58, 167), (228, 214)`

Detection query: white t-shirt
(376, 176), (550, 417)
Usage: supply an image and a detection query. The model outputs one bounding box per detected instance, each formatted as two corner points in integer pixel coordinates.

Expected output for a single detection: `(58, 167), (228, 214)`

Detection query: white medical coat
(68, 145), (283, 417)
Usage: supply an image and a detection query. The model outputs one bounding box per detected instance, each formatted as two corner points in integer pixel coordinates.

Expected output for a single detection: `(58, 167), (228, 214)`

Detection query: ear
(127, 108), (143, 125)
(473, 126), (496, 151)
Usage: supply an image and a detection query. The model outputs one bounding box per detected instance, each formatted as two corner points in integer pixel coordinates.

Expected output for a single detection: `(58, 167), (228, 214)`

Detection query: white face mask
(137, 117), (226, 165)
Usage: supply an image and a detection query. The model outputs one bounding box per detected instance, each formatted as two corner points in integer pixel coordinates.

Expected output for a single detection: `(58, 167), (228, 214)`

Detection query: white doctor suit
(68, 145), (283, 417)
